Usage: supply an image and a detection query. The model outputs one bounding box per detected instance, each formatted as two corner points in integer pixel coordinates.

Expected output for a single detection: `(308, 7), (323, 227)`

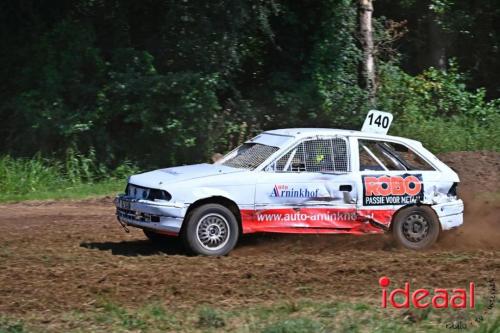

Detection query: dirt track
(0, 152), (499, 318)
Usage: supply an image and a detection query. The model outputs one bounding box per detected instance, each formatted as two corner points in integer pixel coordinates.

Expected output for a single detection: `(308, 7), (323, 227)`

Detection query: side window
(382, 142), (434, 171)
(358, 139), (435, 171)
(359, 140), (406, 171)
(274, 138), (349, 173)
(332, 138), (349, 172)
(359, 143), (384, 171)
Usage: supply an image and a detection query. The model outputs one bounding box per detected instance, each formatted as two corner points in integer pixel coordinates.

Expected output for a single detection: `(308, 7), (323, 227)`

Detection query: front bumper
(115, 195), (187, 235)
(431, 199), (464, 230)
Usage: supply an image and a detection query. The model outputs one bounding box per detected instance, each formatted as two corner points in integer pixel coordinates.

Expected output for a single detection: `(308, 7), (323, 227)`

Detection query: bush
(391, 114), (500, 153)
(378, 61), (499, 120)
(377, 61), (500, 152)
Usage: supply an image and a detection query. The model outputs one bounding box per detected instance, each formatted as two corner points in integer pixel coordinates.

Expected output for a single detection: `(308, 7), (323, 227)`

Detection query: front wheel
(392, 206), (440, 250)
(183, 203), (239, 256)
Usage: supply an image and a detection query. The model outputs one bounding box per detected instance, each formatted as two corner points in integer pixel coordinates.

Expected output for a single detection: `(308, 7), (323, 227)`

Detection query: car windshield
(221, 143), (279, 170)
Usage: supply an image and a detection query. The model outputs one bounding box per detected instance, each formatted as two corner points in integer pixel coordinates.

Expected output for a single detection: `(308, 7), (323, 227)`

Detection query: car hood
(128, 163), (245, 188)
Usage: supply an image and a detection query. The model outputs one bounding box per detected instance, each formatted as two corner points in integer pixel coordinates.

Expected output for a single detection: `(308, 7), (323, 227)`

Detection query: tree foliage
(0, 0), (498, 168)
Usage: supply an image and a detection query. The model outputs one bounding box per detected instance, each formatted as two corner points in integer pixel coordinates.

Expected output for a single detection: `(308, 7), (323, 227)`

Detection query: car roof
(263, 128), (422, 146)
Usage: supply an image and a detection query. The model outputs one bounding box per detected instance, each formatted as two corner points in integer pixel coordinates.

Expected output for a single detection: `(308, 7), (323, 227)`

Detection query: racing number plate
(361, 110), (393, 135)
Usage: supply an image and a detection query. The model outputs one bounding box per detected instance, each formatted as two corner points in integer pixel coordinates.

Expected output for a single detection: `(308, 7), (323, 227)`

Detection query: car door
(250, 136), (363, 233)
(355, 138), (437, 229)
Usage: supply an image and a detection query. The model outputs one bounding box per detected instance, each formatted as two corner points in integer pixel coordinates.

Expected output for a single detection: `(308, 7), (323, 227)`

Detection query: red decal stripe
(241, 208), (395, 234)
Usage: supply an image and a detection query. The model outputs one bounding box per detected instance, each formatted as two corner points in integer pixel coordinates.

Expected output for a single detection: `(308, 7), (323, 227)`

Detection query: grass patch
(13, 298), (499, 333)
(262, 318), (324, 333)
(0, 179), (125, 203)
(0, 151), (134, 203)
(0, 317), (26, 333)
(197, 307), (226, 329)
(76, 301), (181, 332)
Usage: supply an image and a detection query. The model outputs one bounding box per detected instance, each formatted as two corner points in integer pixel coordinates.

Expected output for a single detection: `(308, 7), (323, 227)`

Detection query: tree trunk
(359, 0), (376, 105)
(428, 12), (447, 70)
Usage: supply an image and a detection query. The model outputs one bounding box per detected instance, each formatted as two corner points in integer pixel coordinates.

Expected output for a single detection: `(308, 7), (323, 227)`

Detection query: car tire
(143, 229), (172, 244)
(392, 206), (440, 250)
(182, 203), (239, 256)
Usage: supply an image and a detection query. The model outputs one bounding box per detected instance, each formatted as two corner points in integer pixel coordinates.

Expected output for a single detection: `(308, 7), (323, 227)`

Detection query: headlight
(148, 189), (172, 201)
(126, 184), (171, 201)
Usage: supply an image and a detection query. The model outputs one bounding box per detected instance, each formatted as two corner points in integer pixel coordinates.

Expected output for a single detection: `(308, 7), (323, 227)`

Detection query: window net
(275, 138), (349, 173)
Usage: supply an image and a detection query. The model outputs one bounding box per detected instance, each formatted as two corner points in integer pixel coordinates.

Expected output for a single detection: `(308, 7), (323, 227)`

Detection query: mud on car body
(115, 116), (463, 255)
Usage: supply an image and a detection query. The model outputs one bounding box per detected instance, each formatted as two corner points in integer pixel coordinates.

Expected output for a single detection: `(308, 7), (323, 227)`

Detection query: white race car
(115, 111), (463, 255)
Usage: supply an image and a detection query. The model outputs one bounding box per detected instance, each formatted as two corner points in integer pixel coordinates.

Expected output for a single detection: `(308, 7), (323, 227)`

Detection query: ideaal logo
(379, 276), (497, 330)
(270, 184), (320, 198)
(363, 174), (424, 206)
(379, 276), (475, 309)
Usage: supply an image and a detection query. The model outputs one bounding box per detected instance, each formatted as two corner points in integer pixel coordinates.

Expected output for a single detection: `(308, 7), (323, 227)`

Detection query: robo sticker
(362, 174), (424, 206)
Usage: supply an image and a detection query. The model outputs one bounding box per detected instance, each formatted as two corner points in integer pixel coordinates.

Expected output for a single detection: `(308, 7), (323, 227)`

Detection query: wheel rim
(402, 213), (430, 243)
(196, 213), (230, 251)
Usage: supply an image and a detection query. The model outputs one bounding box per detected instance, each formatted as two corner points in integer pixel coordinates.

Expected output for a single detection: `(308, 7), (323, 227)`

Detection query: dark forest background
(0, 0), (499, 173)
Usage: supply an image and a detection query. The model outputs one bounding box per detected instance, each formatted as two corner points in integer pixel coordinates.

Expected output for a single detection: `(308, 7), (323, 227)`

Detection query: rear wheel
(183, 203), (239, 256)
(392, 206), (440, 250)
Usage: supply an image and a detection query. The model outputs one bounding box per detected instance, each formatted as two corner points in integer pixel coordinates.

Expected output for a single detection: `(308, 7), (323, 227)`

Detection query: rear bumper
(115, 195), (186, 235)
(431, 199), (464, 230)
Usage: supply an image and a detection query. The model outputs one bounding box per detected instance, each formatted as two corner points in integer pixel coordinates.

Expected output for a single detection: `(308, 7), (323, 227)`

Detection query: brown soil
(0, 152), (498, 317)
(437, 151), (500, 193)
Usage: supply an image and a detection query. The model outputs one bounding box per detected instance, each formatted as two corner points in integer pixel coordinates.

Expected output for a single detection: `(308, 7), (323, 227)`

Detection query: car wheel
(392, 206), (440, 250)
(143, 229), (172, 244)
(183, 203), (239, 256)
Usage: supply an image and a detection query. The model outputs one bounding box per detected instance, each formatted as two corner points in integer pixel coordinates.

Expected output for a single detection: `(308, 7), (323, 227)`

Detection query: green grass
(0, 152), (134, 203)
(197, 307), (226, 329)
(0, 317), (27, 333)
(5, 298), (499, 333)
(0, 179), (125, 203)
(391, 114), (500, 154)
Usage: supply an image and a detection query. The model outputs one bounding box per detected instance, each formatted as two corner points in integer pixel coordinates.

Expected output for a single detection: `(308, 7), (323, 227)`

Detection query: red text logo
(379, 276), (475, 309)
(365, 176), (422, 196)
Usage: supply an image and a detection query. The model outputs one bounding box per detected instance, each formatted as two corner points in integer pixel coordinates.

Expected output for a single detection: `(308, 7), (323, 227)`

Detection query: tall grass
(0, 155), (63, 194)
(0, 149), (137, 202)
(391, 114), (500, 154)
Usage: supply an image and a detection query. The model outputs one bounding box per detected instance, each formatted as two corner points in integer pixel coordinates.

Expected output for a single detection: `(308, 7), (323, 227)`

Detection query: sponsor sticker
(379, 276), (475, 309)
(362, 174), (424, 206)
(270, 184), (321, 198)
(378, 276), (496, 330)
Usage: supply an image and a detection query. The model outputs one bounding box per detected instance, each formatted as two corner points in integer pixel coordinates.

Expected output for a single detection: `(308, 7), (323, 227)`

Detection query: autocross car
(115, 112), (464, 255)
